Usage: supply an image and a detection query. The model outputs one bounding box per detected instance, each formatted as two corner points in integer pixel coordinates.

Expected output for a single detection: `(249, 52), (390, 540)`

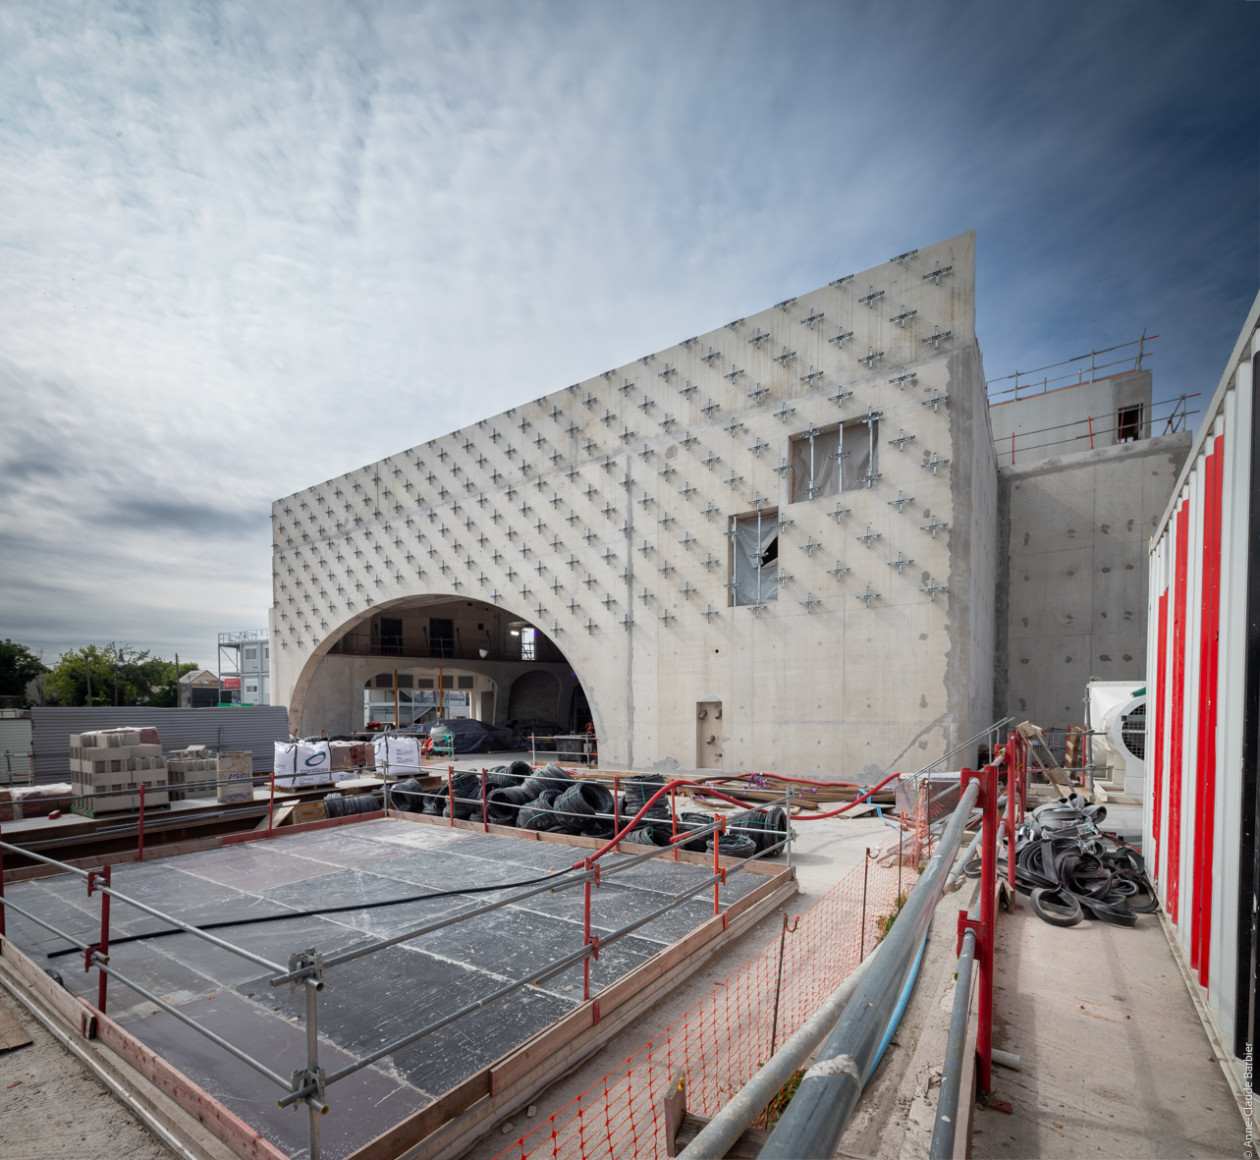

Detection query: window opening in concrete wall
(1117, 404), (1143, 443)
(457, 675), (475, 690)
(374, 616), (404, 656)
(731, 509), (779, 606)
(789, 425), (841, 502)
(845, 417), (880, 489)
(520, 627), (537, 660)
(428, 618), (454, 657)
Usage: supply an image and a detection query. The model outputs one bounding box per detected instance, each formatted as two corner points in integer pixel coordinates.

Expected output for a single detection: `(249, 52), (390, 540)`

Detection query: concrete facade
(994, 429), (1191, 725)
(989, 368), (1154, 468)
(271, 232), (996, 775)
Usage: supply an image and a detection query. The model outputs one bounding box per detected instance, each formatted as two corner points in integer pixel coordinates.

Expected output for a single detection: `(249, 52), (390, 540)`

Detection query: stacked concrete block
(167, 745), (217, 801)
(70, 727), (169, 814)
(216, 750), (254, 803)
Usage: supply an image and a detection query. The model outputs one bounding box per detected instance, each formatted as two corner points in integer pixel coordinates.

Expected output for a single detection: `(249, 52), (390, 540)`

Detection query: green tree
(0, 639), (47, 699)
(42, 644), (197, 707)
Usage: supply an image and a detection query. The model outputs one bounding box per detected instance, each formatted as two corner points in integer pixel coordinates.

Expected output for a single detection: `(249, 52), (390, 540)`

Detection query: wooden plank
(0, 996), (33, 1051)
(596, 915), (726, 1014)
(724, 866), (794, 922)
(0, 935), (96, 1038)
(663, 1073), (688, 1157)
(342, 1069), (492, 1160)
(92, 1010), (290, 1160)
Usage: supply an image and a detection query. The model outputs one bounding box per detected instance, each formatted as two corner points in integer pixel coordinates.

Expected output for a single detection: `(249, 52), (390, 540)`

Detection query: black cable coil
(521, 762), (575, 799)
(518, 789), (566, 832)
(707, 832), (757, 860)
(323, 793), (380, 819)
(388, 779), (427, 814)
(487, 785), (532, 826)
(729, 806), (789, 852)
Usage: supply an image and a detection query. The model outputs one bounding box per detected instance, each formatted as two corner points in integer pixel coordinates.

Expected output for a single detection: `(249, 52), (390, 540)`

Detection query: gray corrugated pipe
(676, 951), (878, 1160)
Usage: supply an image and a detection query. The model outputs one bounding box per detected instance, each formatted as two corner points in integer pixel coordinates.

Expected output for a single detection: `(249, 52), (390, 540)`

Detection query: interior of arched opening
(301, 593), (592, 737)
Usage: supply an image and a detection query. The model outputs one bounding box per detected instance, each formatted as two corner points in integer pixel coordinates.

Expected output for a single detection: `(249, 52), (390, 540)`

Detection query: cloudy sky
(1, 0), (1256, 672)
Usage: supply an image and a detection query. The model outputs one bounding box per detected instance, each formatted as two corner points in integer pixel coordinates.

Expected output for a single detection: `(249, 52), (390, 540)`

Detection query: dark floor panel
(130, 987), (429, 1160)
(245, 941), (576, 1097)
(172, 843), (341, 891)
(266, 829), (415, 868)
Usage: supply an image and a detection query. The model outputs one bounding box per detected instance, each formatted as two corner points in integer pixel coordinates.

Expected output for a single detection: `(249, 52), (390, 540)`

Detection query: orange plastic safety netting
(495, 828), (918, 1160)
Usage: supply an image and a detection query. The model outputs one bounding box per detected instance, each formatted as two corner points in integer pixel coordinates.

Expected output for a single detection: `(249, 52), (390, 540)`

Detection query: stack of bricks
(167, 745), (217, 801)
(70, 727), (169, 815)
(216, 751), (254, 804)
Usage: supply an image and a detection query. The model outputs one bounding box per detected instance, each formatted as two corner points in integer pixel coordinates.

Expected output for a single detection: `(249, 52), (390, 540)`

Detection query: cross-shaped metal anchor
(638, 397), (655, 414)
(659, 414), (677, 431)
(747, 492), (770, 509)
(829, 327), (854, 349)
(799, 592), (823, 613)
(617, 378), (635, 396)
(857, 525), (882, 549)
(550, 576), (563, 595)
(583, 394), (598, 409)
(889, 368), (917, 391)
(619, 428), (637, 445)
(890, 304), (917, 329)
(682, 582), (697, 600)
(659, 609), (675, 626)
(659, 561), (676, 577)
(920, 577), (949, 601)
(601, 592), (617, 610)
(921, 515), (950, 538)
(659, 464), (676, 482)
(887, 428), (916, 453)
(680, 483), (697, 499)
(799, 536), (822, 557)
(774, 402), (797, 424)
(702, 346), (722, 366)
(888, 490), (915, 513)
(724, 364), (745, 383)
(831, 503), (852, 523)
(638, 586), (653, 606)
(582, 528), (597, 545)
(584, 619), (597, 634)
(830, 273), (854, 287)
(749, 436), (770, 457)
(775, 297), (797, 312)
(680, 432), (700, 449)
(744, 601), (768, 617)
(801, 307), (825, 330)
(922, 326), (953, 350)
(828, 561), (851, 580)
(801, 365), (824, 388)
(922, 390), (951, 413)
(774, 346), (796, 367)
(773, 458), (792, 477)
(701, 552), (719, 573)
(724, 471), (743, 490)
(857, 583), (880, 608)
(701, 398), (721, 419)
(859, 285), (885, 309)
(658, 363), (677, 382)
(639, 539), (653, 557)
(583, 572), (597, 587)
(693, 603), (717, 625)
(748, 382), (770, 404)
(829, 386), (855, 408)
(681, 380), (699, 400)
(922, 261), (953, 285)
(702, 451), (722, 471)
(860, 406), (884, 428)
(923, 452), (951, 475)
(775, 570), (794, 587)
(887, 551), (915, 574)
(723, 418), (746, 438)
(748, 327), (772, 349)
(859, 346), (884, 368)
(703, 502), (720, 520)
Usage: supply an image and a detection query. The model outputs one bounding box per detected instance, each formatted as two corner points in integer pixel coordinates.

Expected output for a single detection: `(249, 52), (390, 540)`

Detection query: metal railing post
(481, 769), (488, 832)
(959, 762), (998, 1094)
(670, 786), (678, 862)
(138, 783), (145, 862)
(0, 822), (5, 938)
(268, 770), (276, 836)
(613, 776), (620, 847)
(88, 864), (111, 1013)
(446, 766), (455, 826)
(305, 977), (322, 1160)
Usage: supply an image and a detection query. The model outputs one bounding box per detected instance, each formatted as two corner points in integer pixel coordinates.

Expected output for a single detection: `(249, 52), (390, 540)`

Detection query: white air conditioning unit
(1086, 680), (1147, 798)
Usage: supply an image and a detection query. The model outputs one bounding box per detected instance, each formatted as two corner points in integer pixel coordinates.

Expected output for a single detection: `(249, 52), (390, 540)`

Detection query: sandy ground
(0, 989), (175, 1160)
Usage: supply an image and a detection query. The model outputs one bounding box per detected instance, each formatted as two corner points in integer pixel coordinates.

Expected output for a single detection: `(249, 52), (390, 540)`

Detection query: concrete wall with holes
(994, 431), (1191, 726)
(271, 231), (998, 776)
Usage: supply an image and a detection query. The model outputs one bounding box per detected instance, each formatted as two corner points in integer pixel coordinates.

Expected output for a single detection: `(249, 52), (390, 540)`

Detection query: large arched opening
(285, 593), (599, 742)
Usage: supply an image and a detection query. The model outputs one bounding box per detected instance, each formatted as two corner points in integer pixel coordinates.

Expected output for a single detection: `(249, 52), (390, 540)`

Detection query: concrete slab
(971, 902), (1244, 1159)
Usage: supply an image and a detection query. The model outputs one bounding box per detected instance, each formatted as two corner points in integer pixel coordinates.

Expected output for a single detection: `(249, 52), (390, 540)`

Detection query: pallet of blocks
(70, 727), (170, 816)
(216, 751), (254, 803)
(166, 745), (217, 801)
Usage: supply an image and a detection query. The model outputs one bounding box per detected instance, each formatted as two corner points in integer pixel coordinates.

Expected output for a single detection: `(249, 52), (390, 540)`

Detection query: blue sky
(0, 0), (1256, 668)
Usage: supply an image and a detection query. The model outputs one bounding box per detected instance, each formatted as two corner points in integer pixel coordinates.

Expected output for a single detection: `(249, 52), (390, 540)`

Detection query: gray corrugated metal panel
(30, 707), (290, 783)
(0, 717), (33, 777)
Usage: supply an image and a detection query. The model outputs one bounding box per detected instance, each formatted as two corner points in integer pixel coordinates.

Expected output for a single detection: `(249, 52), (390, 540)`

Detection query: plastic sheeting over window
(731, 511), (779, 605)
(790, 427), (841, 502)
(843, 419), (878, 489)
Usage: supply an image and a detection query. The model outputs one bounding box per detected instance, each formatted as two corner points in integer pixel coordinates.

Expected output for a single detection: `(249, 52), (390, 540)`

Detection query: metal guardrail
(0, 765), (792, 1160)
